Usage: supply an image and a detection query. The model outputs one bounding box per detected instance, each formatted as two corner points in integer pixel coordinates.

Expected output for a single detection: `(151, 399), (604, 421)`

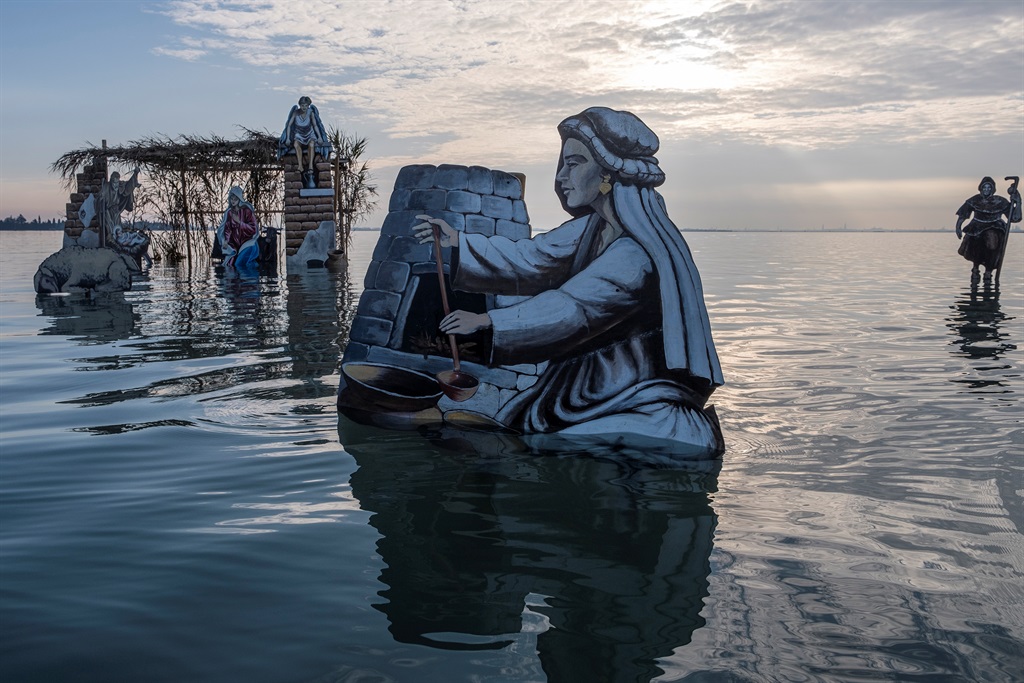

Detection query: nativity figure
(215, 186), (260, 270)
(278, 96), (331, 189)
(97, 167), (151, 266)
(414, 106), (725, 456)
(955, 176), (1020, 282)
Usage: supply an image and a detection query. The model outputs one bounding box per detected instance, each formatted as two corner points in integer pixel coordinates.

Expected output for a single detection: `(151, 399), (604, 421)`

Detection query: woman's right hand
(440, 310), (492, 335)
(413, 215), (459, 248)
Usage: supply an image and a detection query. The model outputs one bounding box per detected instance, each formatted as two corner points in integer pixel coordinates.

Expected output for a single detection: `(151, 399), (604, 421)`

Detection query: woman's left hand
(440, 310), (492, 335)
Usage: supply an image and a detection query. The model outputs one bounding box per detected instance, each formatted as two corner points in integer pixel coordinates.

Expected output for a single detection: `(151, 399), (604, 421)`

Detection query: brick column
(282, 155), (334, 256)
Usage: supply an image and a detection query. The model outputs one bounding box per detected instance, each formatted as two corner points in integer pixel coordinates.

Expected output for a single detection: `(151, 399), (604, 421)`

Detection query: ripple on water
(2, 231), (1022, 682)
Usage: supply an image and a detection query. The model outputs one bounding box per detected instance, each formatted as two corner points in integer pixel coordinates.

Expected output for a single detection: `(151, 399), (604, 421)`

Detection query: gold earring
(599, 175), (612, 195)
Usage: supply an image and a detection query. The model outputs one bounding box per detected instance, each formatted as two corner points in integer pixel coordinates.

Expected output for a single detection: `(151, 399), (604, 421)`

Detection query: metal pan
(341, 362), (443, 412)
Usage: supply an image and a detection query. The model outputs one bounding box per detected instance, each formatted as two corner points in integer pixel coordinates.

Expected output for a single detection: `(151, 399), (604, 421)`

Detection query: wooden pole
(180, 162), (192, 263)
(994, 227), (1010, 286)
(333, 152), (341, 247)
(994, 176), (1019, 286)
(98, 140), (108, 249)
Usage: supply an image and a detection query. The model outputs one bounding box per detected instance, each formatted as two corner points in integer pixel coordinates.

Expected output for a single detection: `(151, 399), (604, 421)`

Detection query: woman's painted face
(556, 138), (605, 209)
(229, 193), (240, 207)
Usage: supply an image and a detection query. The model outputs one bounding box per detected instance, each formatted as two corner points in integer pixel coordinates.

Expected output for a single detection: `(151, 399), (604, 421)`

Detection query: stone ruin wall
(341, 163), (544, 418)
(63, 156), (108, 242)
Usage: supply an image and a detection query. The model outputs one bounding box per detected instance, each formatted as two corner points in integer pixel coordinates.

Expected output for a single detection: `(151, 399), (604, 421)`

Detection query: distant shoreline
(3, 226), (1021, 234)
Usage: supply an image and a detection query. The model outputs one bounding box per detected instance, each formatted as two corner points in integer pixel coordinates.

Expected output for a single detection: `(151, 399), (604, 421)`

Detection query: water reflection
(341, 416), (718, 682)
(947, 283), (1015, 359)
(51, 273), (287, 407)
(213, 270), (286, 352)
(285, 270), (352, 390)
(947, 284), (1017, 394)
(35, 292), (139, 343)
(42, 265), (358, 416)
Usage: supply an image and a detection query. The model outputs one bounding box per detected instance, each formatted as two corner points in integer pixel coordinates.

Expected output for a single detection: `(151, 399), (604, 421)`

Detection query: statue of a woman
(415, 107), (724, 456)
(216, 186), (260, 270)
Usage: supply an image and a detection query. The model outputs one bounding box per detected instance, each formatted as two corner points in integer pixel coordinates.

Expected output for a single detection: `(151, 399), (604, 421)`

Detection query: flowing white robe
(454, 214), (722, 456)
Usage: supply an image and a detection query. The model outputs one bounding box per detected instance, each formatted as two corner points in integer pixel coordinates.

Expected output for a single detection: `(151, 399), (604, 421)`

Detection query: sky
(1, 0), (1022, 231)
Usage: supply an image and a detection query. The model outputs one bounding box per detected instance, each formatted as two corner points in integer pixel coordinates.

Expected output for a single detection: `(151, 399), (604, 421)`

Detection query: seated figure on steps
(278, 96), (331, 190)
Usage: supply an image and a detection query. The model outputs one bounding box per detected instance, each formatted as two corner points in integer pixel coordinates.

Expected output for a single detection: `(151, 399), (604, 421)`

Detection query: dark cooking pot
(341, 362), (443, 412)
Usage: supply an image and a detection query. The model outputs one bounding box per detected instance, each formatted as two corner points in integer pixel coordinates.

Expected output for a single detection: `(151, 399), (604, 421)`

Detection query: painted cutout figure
(955, 176), (1020, 282)
(415, 107), (724, 455)
(97, 168), (139, 244)
(96, 168), (150, 264)
(216, 186), (259, 270)
(277, 96), (331, 189)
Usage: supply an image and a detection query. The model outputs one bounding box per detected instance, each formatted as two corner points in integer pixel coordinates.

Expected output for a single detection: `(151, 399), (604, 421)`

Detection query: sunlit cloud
(138, 0), (1024, 229)
(154, 0), (1023, 159)
(3, 0), (1018, 228)
(151, 46), (207, 61)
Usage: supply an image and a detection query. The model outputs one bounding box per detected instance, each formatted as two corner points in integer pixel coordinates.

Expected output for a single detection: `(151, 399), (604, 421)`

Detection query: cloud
(153, 0), (1022, 159)
(4, 0), (1017, 229)
(151, 46), (207, 61)
(141, 0), (1024, 230)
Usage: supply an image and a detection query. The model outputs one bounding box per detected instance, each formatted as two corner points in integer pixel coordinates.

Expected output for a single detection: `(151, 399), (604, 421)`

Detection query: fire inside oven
(397, 272), (492, 366)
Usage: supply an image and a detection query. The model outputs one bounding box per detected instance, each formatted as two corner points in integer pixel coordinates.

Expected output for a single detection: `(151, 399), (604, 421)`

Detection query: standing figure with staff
(955, 176), (1020, 283)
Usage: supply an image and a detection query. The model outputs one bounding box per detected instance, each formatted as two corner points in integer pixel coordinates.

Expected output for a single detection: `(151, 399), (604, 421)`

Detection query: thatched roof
(51, 128), (281, 188)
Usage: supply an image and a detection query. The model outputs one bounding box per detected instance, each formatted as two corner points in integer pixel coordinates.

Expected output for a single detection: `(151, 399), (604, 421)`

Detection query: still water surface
(1, 230), (1021, 682)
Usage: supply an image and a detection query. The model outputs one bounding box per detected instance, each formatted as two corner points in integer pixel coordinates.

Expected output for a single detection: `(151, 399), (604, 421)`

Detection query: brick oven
(340, 163), (544, 421)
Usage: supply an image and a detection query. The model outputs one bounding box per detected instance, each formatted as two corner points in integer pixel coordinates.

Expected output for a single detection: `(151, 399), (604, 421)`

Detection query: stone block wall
(63, 156), (108, 240)
(283, 154), (334, 256)
(341, 163), (541, 419)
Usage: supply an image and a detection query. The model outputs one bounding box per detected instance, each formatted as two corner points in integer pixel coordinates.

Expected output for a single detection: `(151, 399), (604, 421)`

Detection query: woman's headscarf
(557, 107), (724, 389)
(220, 186), (253, 221)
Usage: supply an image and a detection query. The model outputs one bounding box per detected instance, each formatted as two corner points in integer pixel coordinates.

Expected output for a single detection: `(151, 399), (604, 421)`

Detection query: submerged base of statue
(211, 226), (280, 275)
(337, 398), (724, 467)
(337, 357), (725, 462)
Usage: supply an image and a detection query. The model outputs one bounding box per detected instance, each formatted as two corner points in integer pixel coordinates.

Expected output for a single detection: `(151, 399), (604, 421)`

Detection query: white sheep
(34, 246), (140, 294)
